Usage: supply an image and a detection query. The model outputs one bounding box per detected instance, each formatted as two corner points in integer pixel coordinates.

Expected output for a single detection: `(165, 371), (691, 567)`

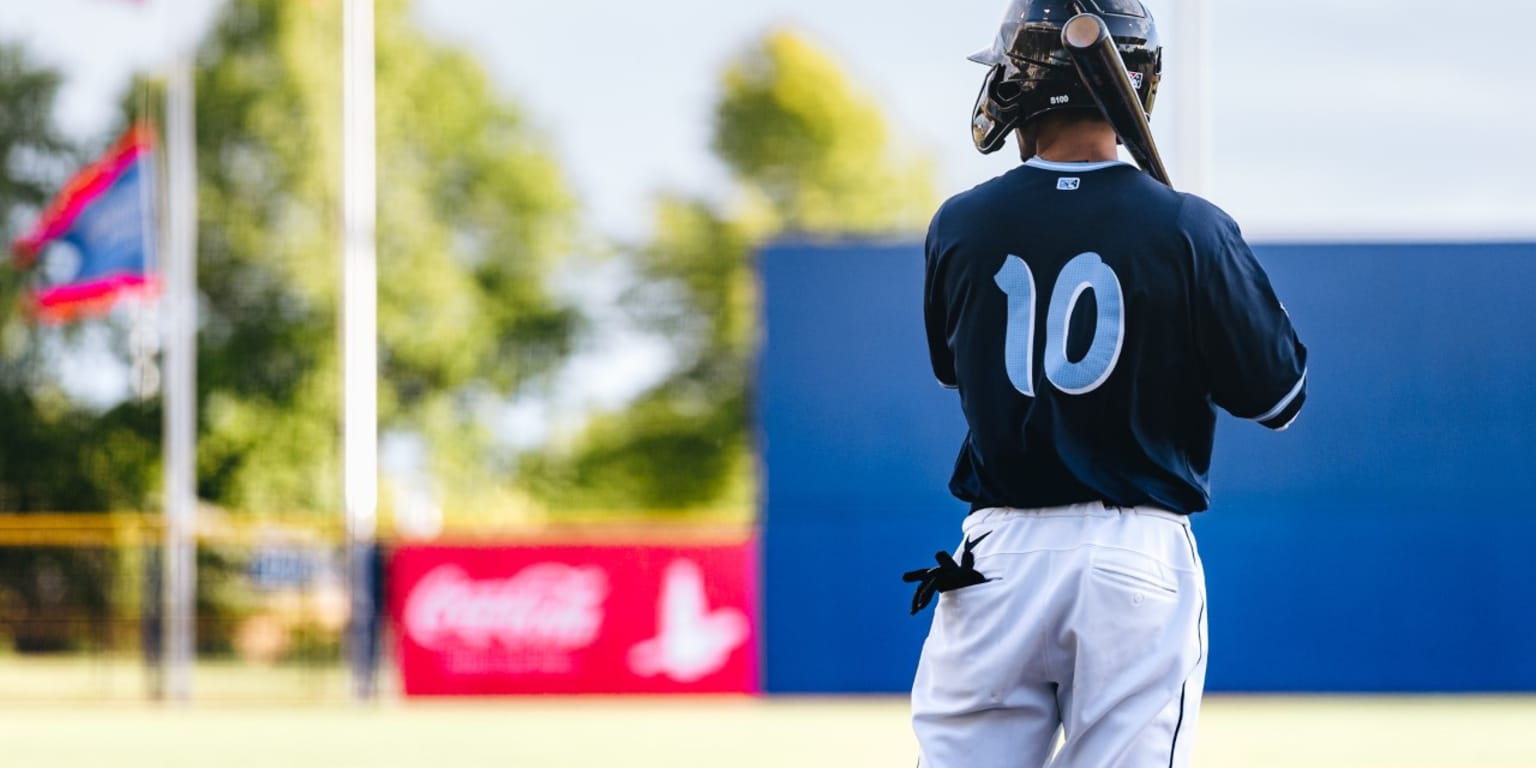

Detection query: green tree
(0, 5), (582, 652)
(0, 40), (82, 511)
(524, 30), (936, 517)
(0, 41), (150, 652)
(3, 1), (583, 522)
(0, 40), (159, 513)
(713, 30), (935, 235)
(187, 0), (579, 521)
(0, 43), (74, 226)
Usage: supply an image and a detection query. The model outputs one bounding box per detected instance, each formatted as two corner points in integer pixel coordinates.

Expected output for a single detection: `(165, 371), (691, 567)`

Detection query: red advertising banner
(389, 535), (759, 695)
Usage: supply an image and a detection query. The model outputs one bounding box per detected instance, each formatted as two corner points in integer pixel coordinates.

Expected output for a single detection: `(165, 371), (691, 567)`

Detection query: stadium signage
(389, 538), (758, 695)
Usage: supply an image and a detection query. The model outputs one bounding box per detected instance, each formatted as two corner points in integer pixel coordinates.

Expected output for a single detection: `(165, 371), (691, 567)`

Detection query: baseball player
(903, 1), (1308, 765)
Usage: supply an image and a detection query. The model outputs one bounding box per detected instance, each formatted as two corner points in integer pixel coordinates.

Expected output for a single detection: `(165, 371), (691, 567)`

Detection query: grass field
(1, 694), (1533, 767)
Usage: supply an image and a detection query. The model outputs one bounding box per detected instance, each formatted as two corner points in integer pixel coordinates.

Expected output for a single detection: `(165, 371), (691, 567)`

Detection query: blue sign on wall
(757, 239), (1536, 694)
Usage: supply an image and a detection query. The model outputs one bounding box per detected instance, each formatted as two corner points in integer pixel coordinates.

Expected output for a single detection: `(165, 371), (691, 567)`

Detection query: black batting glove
(902, 531), (993, 615)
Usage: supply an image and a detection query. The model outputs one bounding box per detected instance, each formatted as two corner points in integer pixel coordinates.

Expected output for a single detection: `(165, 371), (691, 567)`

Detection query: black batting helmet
(970, 0), (1162, 154)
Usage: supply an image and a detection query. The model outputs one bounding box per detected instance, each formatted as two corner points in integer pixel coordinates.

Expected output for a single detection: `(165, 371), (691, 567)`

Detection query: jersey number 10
(993, 251), (1125, 397)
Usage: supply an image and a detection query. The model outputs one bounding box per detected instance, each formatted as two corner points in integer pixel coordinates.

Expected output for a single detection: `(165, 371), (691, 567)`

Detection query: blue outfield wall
(757, 239), (1536, 694)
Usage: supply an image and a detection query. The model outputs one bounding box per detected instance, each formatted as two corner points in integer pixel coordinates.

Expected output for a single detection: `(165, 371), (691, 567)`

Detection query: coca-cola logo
(403, 563), (608, 651)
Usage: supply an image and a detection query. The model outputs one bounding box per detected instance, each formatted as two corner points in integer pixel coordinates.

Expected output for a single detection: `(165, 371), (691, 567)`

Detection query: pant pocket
(1089, 549), (1178, 596)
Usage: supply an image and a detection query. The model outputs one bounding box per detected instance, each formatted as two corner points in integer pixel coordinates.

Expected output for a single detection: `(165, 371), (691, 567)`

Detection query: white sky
(2, 0), (1534, 243)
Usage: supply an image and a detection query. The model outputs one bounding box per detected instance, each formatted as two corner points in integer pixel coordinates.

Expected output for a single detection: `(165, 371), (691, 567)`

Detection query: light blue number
(993, 251), (1125, 397)
(1045, 252), (1124, 394)
(993, 255), (1036, 397)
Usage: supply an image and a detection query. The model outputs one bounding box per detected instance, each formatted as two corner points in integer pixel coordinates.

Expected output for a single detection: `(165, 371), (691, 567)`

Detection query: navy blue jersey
(924, 158), (1307, 514)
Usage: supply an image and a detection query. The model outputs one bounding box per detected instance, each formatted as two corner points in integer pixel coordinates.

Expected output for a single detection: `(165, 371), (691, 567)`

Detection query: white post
(342, 0), (379, 700)
(131, 122), (161, 403)
(161, 56), (198, 702)
(1172, 0), (1212, 196)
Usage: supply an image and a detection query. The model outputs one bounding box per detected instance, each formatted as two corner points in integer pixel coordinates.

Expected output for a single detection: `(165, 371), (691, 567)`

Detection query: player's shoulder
(1179, 189), (1241, 227)
(929, 166), (1027, 231)
(1173, 191), (1243, 240)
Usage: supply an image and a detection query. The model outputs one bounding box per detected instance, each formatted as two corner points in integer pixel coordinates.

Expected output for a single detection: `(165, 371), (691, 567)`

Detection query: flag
(11, 125), (158, 323)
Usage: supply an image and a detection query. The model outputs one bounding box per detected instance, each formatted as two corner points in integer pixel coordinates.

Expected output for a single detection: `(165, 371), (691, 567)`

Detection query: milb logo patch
(1057, 177), (1081, 191)
(1129, 71), (1144, 89)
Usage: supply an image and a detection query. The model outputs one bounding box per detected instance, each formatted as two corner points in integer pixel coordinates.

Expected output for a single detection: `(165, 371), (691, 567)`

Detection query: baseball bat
(1060, 12), (1172, 187)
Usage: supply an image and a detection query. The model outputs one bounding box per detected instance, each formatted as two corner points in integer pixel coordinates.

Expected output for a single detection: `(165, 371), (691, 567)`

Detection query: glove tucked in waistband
(902, 531), (993, 615)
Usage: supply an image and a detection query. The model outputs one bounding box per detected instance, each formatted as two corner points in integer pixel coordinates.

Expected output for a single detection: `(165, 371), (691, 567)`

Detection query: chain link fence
(0, 513), (369, 701)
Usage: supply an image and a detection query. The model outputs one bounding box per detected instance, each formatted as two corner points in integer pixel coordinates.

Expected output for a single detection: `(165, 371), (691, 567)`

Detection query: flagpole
(162, 55), (198, 703)
(342, 0), (380, 701)
(132, 123), (161, 403)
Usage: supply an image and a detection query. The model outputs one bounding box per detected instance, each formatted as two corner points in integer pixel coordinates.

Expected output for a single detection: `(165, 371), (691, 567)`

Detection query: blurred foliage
(0, 42), (150, 513)
(714, 30), (937, 235)
(5, 2), (581, 520)
(0, 1), (581, 652)
(0, 43), (74, 220)
(524, 30), (937, 516)
(3, 16), (935, 537)
(0, 43), (148, 652)
(187, 0), (579, 520)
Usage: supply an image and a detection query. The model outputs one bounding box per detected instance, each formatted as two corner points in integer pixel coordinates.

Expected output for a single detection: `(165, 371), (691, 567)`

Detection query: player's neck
(1033, 123), (1118, 164)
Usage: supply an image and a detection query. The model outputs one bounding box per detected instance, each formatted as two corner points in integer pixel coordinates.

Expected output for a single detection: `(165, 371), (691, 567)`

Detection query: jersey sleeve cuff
(1254, 370), (1307, 431)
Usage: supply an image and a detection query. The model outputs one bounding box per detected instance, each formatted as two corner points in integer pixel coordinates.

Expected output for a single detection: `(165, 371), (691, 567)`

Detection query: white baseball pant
(912, 502), (1207, 767)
